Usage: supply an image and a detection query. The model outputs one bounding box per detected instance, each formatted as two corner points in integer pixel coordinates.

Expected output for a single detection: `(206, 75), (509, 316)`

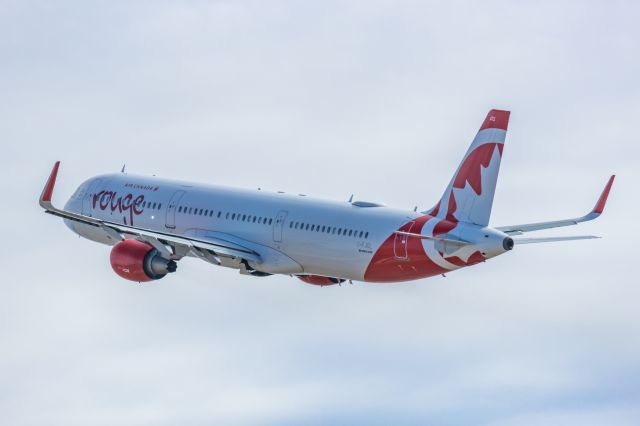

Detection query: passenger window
(269, 218), (273, 225)
(359, 231), (363, 238)
(217, 211), (221, 218)
(188, 207), (193, 214)
(242, 214), (246, 221)
(232, 213), (236, 220)
(365, 232), (369, 239)
(178, 206), (182, 213)
(253, 216), (256, 223)
(348, 230), (353, 236)
(304, 224), (309, 230)
(311, 225), (315, 231)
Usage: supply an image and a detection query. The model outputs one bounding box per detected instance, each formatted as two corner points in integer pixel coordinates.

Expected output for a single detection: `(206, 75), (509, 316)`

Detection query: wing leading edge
(39, 161), (262, 264)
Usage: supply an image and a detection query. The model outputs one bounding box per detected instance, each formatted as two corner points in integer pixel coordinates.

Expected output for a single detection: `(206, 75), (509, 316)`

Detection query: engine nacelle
(297, 275), (346, 286)
(110, 239), (177, 282)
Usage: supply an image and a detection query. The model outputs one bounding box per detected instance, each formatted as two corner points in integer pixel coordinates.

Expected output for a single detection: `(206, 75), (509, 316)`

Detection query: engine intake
(110, 239), (176, 282)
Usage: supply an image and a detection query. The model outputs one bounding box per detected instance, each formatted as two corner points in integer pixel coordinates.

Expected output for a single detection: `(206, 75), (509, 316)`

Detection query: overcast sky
(1, 1), (639, 425)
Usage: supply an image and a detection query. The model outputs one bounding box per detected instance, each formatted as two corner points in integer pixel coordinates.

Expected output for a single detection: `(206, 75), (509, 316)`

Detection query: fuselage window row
(288, 220), (368, 239)
(174, 205), (275, 226)
(96, 198), (369, 239)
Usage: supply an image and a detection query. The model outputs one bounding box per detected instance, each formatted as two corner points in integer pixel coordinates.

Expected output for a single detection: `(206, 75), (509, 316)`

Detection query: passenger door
(394, 221), (415, 260)
(273, 210), (288, 242)
(165, 190), (186, 229)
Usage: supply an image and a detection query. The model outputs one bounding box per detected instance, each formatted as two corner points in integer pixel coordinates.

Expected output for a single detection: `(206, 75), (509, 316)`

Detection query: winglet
(40, 161), (60, 207)
(592, 175), (615, 215)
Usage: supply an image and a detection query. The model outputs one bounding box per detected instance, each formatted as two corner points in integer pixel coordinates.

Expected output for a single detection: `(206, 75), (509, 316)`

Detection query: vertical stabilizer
(426, 109), (510, 226)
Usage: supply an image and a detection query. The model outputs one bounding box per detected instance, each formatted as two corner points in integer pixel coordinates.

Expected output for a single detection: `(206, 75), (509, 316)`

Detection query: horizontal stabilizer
(393, 230), (471, 246)
(513, 235), (599, 244)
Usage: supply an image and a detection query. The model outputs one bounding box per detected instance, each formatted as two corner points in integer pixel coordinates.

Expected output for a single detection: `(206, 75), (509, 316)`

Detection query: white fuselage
(64, 173), (427, 281)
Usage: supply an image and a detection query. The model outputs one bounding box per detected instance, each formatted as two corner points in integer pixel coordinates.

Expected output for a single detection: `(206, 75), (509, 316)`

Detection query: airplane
(39, 109), (615, 286)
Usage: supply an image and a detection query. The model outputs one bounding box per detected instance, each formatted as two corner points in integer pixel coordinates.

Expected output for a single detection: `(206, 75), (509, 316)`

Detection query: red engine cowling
(110, 239), (177, 282)
(297, 275), (346, 286)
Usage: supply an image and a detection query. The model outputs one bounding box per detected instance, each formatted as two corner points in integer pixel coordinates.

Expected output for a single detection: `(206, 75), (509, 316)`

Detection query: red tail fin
(427, 109), (510, 226)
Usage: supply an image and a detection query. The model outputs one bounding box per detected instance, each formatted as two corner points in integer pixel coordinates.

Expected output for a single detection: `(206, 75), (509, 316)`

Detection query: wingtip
(40, 161), (61, 203)
(592, 175), (615, 215)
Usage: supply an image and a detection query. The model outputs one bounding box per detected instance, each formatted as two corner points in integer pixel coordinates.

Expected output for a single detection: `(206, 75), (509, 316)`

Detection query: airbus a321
(40, 110), (614, 285)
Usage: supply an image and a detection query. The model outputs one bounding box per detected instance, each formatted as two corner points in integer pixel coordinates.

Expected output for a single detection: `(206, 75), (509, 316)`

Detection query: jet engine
(110, 239), (177, 282)
(297, 275), (346, 286)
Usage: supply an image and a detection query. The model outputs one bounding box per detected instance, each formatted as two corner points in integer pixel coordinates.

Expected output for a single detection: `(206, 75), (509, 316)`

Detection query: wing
(39, 161), (262, 266)
(496, 175), (615, 235)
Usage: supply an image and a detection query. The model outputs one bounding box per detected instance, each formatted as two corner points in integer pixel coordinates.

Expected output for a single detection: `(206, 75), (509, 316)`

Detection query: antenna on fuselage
(121, 164), (126, 173)
(348, 194), (353, 203)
